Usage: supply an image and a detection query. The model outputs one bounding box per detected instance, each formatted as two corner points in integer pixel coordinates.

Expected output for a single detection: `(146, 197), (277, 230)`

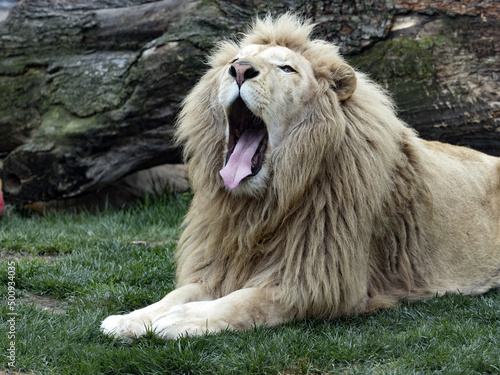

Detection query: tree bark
(0, 0), (498, 204)
(349, 9), (500, 154)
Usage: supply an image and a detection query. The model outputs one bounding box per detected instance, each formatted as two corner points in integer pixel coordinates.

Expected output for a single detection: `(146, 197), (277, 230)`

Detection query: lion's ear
(330, 63), (357, 101)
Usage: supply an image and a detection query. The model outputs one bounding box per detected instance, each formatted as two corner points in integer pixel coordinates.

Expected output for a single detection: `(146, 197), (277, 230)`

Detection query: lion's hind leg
(100, 283), (215, 341)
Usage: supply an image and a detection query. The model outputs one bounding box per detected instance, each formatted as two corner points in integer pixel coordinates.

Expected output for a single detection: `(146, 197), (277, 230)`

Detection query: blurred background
(0, 0), (498, 213)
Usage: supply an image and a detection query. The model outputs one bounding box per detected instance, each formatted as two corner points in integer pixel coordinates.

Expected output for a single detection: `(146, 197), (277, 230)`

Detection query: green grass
(1, 193), (499, 375)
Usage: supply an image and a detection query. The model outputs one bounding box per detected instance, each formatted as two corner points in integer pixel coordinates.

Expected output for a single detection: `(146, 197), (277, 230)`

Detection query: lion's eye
(279, 65), (296, 73)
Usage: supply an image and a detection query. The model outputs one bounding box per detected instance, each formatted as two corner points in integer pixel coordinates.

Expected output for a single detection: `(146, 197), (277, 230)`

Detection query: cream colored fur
(101, 14), (500, 340)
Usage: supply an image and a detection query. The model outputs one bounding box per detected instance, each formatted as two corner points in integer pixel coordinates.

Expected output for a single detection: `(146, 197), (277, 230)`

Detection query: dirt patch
(2, 252), (66, 314)
(1, 252), (59, 262)
(18, 293), (67, 315)
(131, 240), (168, 247)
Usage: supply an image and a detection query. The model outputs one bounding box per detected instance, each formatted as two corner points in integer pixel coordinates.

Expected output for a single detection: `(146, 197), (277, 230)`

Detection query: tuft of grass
(1, 192), (499, 374)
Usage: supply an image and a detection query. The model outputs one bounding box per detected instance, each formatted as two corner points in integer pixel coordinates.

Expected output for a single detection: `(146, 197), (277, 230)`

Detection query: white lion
(101, 14), (500, 340)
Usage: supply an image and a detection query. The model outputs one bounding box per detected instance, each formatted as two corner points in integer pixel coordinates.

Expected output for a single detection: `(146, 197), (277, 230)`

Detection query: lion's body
(101, 14), (500, 340)
(410, 141), (500, 296)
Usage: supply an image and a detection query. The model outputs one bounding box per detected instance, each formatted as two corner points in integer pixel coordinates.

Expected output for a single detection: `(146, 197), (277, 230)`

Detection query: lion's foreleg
(100, 283), (214, 340)
(151, 287), (294, 340)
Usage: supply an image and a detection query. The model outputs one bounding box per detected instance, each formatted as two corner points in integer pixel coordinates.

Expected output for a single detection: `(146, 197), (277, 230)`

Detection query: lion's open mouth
(219, 96), (268, 190)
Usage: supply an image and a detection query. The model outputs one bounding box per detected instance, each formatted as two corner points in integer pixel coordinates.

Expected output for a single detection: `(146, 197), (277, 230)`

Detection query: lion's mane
(174, 15), (437, 318)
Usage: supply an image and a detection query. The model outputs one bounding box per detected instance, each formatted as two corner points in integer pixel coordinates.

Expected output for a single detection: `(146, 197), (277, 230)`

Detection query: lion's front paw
(100, 313), (150, 341)
(151, 302), (232, 340)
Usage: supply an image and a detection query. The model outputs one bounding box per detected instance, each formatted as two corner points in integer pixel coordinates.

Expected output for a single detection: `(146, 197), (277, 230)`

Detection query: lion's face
(177, 16), (358, 200)
(217, 44), (318, 195)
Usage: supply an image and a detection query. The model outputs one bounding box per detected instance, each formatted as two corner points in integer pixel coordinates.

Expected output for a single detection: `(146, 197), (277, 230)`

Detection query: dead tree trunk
(0, 0), (498, 204)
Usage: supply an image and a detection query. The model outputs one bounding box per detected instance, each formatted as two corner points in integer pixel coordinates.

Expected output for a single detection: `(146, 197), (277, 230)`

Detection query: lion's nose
(229, 62), (259, 88)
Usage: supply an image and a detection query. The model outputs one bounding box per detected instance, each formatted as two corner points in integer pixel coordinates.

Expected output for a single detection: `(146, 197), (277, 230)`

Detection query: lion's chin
(220, 96), (268, 190)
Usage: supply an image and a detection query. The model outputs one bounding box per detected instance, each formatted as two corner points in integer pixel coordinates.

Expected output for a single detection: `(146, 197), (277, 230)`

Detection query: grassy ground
(1, 193), (499, 375)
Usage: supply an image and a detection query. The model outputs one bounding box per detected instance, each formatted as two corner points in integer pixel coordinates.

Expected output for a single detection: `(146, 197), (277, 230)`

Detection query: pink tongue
(220, 129), (266, 190)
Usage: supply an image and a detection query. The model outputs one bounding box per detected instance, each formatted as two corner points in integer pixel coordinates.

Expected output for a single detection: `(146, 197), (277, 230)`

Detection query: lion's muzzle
(229, 61), (260, 88)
